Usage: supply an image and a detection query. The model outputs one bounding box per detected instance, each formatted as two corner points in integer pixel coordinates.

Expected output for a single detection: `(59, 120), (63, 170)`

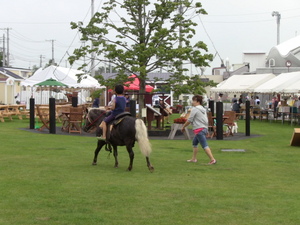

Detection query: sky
(0, 0), (300, 75)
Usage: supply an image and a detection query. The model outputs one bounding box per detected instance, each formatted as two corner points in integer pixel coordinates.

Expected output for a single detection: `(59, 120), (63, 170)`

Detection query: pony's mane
(87, 108), (106, 120)
(88, 108), (106, 115)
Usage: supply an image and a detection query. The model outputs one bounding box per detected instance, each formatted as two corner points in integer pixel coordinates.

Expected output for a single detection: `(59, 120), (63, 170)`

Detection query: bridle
(85, 110), (107, 130)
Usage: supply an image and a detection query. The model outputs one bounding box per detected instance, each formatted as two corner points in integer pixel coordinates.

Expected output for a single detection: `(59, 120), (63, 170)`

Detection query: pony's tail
(135, 119), (152, 157)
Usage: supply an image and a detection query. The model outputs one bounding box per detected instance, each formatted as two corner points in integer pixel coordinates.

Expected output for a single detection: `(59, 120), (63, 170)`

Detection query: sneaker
(97, 136), (106, 141)
(208, 159), (217, 165)
(187, 159), (197, 163)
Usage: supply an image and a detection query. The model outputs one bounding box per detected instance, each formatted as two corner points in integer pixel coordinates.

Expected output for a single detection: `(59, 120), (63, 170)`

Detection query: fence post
(49, 98), (56, 134)
(245, 100), (250, 136)
(29, 98), (35, 129)
(216, 101), (223, 140)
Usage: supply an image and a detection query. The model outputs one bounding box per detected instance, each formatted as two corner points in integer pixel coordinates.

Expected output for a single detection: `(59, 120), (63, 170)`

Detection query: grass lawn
(0, 116), (300, 225)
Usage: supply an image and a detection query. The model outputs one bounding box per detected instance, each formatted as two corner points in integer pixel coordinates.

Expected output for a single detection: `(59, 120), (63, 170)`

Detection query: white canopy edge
(21, 65), (104, 89)
(254, 71), (300, 93)
(210, 73), (275, 93)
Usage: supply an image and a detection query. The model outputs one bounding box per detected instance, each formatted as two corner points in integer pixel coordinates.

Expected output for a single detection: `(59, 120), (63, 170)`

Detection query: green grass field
(0, 116), (300, 225)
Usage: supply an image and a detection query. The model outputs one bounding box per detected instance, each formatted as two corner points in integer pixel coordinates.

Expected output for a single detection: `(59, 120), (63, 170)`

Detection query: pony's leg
(146, 156), (154, 172)
(113, 146), (119, 168)
(92, 140), (106, 165)
(126, 146), (134, 171)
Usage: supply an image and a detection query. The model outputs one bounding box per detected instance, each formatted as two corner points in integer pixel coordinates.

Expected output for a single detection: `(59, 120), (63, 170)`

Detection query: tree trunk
(138, 77), (146, 119)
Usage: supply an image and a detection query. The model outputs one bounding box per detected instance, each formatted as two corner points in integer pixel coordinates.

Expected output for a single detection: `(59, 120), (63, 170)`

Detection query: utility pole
(272, 11), (281, 45)
(46, 39), (55, 65)
(91, 0), (96, 76)
(0, 28), (12, 66)
(39, 55), (45, 68)
(2, 34), (5, 66)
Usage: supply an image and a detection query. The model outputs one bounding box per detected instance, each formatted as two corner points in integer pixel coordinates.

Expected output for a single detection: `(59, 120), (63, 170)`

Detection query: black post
(49, 98), (56, 134)
(29, 98), (35, 129)
(129, 100), (136, 117)
(209, 100), (214, 116)
(72, 97), (78, 107)
(245, 100), (250, 136)
(72, 92), (78, 107)
(216, 101), (223, 140)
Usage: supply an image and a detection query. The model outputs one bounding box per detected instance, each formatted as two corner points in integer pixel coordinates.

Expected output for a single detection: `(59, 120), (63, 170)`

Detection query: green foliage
(169, 74), (217, 97)
(69, 0), (213, 97)
(89, 88), (105, 99)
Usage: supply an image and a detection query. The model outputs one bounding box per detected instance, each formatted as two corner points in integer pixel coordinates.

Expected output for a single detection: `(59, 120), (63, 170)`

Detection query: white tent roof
(282, 79), (300, 93)
(21, 65), (103, 89)
(210, 74), (275, 93)
(254, 71), (300, 93)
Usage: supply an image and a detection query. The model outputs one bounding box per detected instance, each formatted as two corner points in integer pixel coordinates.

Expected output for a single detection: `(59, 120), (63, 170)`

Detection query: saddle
(105, 112), (132, 148)
(113, 112), (132, 126)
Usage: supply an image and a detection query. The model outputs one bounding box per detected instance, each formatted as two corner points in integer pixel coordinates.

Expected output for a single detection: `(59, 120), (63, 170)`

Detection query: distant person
(238, 95), (243, 105)
(273, 97), (279, 118)
(294, 96), (300, 108)
(107, 90), (116, 110)
(255, 96), (260, 105)
(231, 95), (237, 104)
(92, 97), (100, 108)
(232, 99), (240, 113)
(152, 94), (160, 106)
(181, 95), (217, 165)
(125, 93), (130, 108)
(250, 96), (255, 106)
(218, 93), (223, 102)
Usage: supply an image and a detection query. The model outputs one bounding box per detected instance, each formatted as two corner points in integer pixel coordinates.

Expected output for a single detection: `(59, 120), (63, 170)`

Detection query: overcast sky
(1, 0), (299, 75)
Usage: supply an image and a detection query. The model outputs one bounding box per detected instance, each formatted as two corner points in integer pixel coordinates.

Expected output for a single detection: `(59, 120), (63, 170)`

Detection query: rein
(86, 111), (107, 129)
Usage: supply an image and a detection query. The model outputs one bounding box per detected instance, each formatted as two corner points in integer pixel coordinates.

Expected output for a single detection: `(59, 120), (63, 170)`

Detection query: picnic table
(0, 104), (27, 122)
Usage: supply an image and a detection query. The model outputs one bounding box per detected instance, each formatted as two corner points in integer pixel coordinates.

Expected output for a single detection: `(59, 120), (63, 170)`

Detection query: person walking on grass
(98, 85), (126, 141)
(181, 95), (217, 165)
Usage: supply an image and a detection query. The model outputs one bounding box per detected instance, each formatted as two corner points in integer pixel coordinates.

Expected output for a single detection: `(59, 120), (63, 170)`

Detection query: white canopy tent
(254, 71), (300, 93)
(20, 66), (104, 105)
(210, 73), (275, 93)
(21, 65), (101, 88)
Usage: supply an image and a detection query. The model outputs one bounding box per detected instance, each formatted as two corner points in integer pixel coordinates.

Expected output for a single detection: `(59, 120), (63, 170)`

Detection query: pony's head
(83, 108), (106, 133)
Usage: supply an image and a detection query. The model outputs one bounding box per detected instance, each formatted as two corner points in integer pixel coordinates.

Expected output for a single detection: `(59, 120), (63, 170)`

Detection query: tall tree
(69, 0), (213, 113)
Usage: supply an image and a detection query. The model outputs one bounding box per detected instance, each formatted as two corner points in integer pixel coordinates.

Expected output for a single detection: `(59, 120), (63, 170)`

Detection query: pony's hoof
(148, 166), (154, 172)
(92, 162), (97, 165)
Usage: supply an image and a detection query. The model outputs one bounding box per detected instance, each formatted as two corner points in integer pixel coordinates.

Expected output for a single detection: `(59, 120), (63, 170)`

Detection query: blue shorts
(104, 114), (115, 124)
(192, 128), (209, 149)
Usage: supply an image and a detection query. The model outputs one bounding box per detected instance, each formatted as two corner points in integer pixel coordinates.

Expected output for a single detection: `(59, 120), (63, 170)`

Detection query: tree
(31, 65), (40, 74)
(171, 75), (216, 98)
(69, 0), (213, 114)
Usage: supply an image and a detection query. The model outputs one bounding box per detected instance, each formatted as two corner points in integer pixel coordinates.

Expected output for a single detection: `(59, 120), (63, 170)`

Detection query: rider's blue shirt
(112, 96), (126, 116)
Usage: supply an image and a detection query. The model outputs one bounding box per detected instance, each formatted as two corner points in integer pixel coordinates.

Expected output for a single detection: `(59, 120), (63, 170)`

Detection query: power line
(10, 30), (45, 43)
(197, 14), (224, 67)
(206, 7), (300, 17)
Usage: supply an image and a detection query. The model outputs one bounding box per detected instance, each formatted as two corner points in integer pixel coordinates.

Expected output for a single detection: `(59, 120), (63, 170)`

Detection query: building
(0, 67), (24, 104)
